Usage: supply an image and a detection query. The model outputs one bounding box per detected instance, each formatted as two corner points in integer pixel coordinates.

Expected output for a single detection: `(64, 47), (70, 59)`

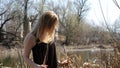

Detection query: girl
(23, 11), (68, 68)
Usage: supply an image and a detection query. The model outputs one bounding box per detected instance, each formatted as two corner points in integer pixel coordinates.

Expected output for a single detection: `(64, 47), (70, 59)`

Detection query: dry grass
(0, 44), (119, 68)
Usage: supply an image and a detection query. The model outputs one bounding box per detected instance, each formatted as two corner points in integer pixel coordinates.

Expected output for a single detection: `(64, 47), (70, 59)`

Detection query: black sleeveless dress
(32, 39), (58, 68)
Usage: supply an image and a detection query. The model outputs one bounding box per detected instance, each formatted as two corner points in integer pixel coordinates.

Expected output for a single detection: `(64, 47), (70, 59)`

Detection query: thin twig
(113, 0), (120, 9)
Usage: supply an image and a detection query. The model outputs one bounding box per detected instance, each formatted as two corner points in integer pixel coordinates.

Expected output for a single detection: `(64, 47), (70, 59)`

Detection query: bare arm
(23, 33), (37, 68)
(23, 33), (47, 68)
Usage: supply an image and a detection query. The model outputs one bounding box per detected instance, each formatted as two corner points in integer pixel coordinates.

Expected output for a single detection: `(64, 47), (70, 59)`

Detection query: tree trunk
(23, 0), (29, 38)
(0, 29), (3, 42)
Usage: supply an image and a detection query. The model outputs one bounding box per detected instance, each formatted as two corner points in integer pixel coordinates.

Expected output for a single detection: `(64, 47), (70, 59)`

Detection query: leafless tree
(0, 1), (14, 42)
(74, 0), (89, 22)
(47, 0), (90, 45)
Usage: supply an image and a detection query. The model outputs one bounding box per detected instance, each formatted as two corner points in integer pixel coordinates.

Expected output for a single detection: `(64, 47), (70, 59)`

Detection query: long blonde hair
(31, 11), (58, 42)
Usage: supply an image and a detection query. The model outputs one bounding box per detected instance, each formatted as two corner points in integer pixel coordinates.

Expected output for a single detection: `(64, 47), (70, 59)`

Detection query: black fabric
(32, 39), (57, 68)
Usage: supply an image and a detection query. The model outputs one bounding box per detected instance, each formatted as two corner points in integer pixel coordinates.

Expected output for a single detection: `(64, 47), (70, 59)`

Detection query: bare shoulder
(24, 33), (36, 47)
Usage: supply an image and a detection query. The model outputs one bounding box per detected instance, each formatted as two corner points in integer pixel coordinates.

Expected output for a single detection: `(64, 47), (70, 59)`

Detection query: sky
(22, 0), (120, 27)
(1, 0), (120, 27)
(86, 0), (120, 26)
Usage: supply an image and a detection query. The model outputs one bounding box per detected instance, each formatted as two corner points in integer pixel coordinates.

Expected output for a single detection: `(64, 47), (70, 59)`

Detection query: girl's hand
(61, 59), (70, 65)
(40, 65), (48, 68)
(58, 59), (70, 66)
(34, 64), (48, 68)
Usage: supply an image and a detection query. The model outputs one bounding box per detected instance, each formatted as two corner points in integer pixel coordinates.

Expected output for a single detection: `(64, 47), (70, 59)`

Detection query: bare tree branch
(0, 1), (13, 16)
(99, 0), (120, 48)
(113, 0), (120, 9)
(0, 17), (13, 29)
(0, 10), (7, 16)
(74, 0), (89, 21)
(98, 0), (112, 32)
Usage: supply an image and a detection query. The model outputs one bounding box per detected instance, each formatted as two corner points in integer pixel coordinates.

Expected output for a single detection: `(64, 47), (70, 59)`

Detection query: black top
(32, 39), (57, 68)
